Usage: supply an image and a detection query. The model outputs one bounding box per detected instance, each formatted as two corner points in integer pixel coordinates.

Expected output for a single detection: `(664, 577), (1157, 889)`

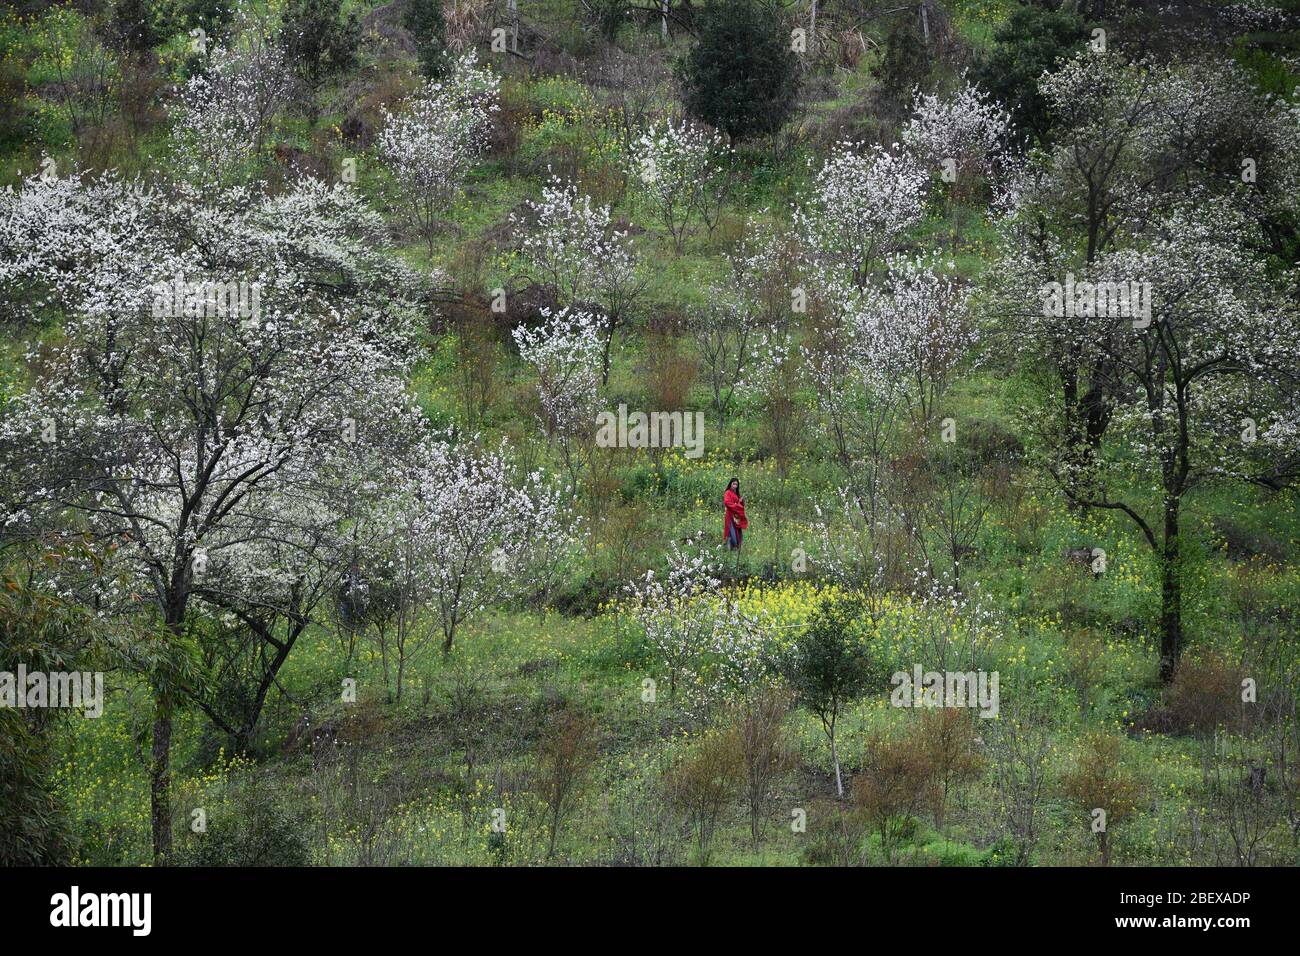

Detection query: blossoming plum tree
(632, 117), (733, 251)
(901, 79), (1012, 190)
(0, 169), (427, 861)
(1038, 201), (1300, 681)
(170, 35), (292, 185)
(516, 176), (646, 382)
(627, 540), (768, 713)
(992, 53), (1300, 504)
(513, 306), (605, 479)
(377, 51), (499, 254)
(796, 142), (928, 289)
(345, 438), (577, 692)
(990, 53), (1300, 680)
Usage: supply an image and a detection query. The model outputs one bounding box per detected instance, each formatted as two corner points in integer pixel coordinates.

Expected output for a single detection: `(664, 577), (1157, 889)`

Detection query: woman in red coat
(724, 478), (747, 550)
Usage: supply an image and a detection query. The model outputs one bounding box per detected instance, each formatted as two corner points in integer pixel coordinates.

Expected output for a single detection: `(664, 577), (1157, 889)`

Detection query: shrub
(1213, 517), (1287, 564)
(798, 798), (869, 866)
(970, 3), (1089, 143)
(1064, 628), (1107, 716)
(852, 731), (937, 863)
(641, 328), (698, 431)
(917, 837), (986, 866)
(0, 703), (72, 866)
(180, 783), (311, 866)
(107, 0), (163, 56)
(678, 0), (799, 141)
(1164, 653), (1246, 737)
(585, 0), (626, 43)
(732, 687), (794, 847)
(534, 708), (600, 859)
(281, 0), (361, 115)
(1060, 732), (1142, 865)
(916, 707), (983, 829)
(667, 727), (744, 865)
(0, 575), (100, 866)
(984, 697), (1054, 865)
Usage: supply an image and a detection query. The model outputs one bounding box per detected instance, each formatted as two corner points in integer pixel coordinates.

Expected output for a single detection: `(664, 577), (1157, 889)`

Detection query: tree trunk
(1158, 497), (1182, 684)
(150, 694), (173, 864)
(830, 727), (843, 798)
(600, 321), (615, 386)
(151, 592), (189, 865)
(233, 624), (302, 754)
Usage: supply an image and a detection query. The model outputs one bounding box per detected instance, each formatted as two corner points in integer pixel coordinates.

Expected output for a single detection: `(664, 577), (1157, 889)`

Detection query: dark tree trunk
(1158, 497), (1182, 684)
(151, 589), (189, 863)
(601, 321), (615, 386)
(232, 623), (302, 754)
(150, 694), (173, 864)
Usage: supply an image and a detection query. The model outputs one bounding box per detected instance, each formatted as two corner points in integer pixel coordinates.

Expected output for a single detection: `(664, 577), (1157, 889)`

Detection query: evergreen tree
(679, 0), (799, 141)
(404, 0), (448, 80)
(971, 2), (1089, 143)
(282, 0), (361, 118)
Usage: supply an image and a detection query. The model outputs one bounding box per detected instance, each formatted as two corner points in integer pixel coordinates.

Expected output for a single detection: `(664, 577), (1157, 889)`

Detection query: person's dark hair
(726, 477), (740, 493)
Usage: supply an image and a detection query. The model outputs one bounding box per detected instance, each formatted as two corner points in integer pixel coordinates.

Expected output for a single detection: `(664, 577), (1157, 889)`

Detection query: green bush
(403, 0), (447, 80)
(918, 838), (986, 866)
(180, 783), (311, 866)
(678, 0), (799, 141)
(971, 2), (1089, 143)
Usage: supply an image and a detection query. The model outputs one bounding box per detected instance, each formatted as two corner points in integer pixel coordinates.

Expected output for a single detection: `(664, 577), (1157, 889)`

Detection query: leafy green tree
(871, 16), (931, 120)
(281, 0), (361, 119)
(678, 0), (799, 141)
(404, 0), (448, 79)
(971, 2), (1089, 144)
(0, 564), (188, 865)
(0, 578), (84, 865)
(108, 0), (162, 56)
(772, 599), (880, 798)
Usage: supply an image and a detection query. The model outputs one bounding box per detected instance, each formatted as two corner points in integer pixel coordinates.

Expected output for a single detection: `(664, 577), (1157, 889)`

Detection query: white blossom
(377, 52), (500, 252)
(170, 38), (291, 185)
(796, 142), (928, 288)
(512, 307), (605, 443)
(631, 117), (732, 250)
(902, 78), (1013, 184)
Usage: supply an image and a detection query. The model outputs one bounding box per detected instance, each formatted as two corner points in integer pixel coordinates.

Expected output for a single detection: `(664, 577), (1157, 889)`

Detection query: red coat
(724, 489), (748, 541)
